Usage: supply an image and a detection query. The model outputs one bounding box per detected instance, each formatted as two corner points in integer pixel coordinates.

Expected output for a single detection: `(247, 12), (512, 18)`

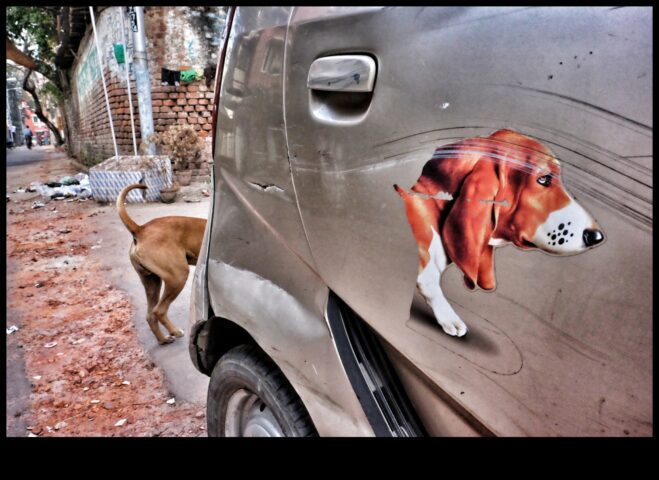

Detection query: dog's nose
(583, 228), (604, 247)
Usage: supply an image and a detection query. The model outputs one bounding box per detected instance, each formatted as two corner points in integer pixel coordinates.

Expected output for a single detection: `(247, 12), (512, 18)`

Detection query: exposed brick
(195, 105), (205, 112)
(201, 124), (212, 131)
(172, 106), (182, 112)
(177, 112), (188, 118)
(177, 98), (187, 106)
(160, 106), (171, 113)
(152, 100), (163, 106)
(199, 99), (209, 105)
(201, 111), (212, 118)
(187, 117), (198, 124)
(188, 99), (198, 105)
(152, 107), (160, 113)
(163, 99), (176, 107)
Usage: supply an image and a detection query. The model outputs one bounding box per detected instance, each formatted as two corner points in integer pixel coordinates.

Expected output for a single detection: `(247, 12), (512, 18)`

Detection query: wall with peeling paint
(65, 6), (226, 180)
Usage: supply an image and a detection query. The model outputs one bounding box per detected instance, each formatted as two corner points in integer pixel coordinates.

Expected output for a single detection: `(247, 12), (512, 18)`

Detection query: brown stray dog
(117, 183), (207, 344)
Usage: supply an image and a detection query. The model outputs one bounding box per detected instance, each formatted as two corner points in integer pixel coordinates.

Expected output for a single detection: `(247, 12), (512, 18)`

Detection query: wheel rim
(224, 388), (285, 437)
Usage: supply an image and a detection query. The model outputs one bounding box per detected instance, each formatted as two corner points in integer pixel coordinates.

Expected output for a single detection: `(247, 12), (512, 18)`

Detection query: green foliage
(40, 81), (64, 104)
(6, 7), (57, 65)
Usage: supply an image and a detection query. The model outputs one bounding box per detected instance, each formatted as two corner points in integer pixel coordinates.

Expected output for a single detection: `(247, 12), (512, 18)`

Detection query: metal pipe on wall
(129, 6), (155, 155)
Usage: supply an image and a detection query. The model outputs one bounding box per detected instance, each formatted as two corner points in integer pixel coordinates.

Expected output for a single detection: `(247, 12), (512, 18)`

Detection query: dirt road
(6, 146), (209, 436)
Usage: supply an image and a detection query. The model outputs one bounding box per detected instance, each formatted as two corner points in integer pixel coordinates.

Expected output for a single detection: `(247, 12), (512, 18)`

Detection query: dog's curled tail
(117, 183), (147, 236)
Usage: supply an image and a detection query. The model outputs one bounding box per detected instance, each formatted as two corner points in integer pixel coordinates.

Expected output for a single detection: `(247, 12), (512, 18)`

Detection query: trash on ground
(15, 187), (26, 193)
(54, 421), (67, 430)
(32, 174), (92, 200)
(34, 282), (44, 288)
(31, 201), (45, 209)
(6, 325), (19, 335)
(121, 380), (130, 385)
(90, 399), (101, 404)
(59, 176), (80, 186)
(33, 375), (42, 380)
(44, 342), (58, 348)
(114, 418), (127, 427)
(166, 398), (176, 405)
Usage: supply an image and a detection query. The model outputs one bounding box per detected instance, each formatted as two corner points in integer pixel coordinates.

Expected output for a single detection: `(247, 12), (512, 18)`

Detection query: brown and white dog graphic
(394, 129), (605, 337)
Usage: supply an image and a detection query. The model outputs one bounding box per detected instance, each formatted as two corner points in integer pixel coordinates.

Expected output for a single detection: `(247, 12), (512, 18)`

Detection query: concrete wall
(65, 6), (226, 181)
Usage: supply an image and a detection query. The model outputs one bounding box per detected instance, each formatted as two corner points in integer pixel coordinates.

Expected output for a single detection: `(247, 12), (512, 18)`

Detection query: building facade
(63, 6), (227, 181)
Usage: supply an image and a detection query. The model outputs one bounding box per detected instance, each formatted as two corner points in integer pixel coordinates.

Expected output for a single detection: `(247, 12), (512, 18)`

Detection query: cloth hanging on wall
(161, 67), (181, 86)
(179, 69), (198, 84)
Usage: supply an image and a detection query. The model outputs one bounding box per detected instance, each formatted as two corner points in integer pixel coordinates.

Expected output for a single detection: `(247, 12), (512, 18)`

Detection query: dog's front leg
(417, 228), (468, 337)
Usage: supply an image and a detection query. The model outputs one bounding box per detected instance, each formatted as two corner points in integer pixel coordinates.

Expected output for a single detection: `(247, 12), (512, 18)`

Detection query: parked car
(189, 6), (652, 436)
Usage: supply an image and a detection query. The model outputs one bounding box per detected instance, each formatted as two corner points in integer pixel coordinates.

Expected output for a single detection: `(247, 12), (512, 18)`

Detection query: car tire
(207, 344), (318, 437)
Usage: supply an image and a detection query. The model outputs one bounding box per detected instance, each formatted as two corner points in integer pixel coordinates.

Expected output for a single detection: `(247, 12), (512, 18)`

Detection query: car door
(283, 7), (652, 435)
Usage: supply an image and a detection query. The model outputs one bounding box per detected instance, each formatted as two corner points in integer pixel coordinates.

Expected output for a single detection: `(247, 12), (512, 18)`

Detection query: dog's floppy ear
(441, 156), (499, 290)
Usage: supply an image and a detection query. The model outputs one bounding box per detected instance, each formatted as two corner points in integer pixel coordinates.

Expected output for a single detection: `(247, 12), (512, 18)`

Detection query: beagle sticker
(394, 129), (605, 337)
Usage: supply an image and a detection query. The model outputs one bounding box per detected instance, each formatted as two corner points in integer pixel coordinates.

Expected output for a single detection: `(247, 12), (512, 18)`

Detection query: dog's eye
(537, 175), (552, 187)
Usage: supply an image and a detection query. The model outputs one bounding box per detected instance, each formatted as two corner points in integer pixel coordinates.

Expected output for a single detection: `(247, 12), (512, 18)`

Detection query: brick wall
(65, 6), (226, 182)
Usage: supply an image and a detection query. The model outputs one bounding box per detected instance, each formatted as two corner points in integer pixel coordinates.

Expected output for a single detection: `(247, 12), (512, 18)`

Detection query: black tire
(207, 344), (318, 437)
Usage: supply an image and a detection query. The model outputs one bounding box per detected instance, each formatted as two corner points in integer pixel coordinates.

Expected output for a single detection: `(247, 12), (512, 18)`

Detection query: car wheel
(207, 344), (318, 437)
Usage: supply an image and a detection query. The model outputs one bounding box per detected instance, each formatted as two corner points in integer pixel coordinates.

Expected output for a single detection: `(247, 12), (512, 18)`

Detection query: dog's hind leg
(151, 262), (189, 342)
(417, 227), (468, 337)
(132, 257), (172, 344)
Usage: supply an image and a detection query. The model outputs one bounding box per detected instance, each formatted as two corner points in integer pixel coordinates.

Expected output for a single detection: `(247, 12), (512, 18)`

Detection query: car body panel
(198, 6), (373, 436)
(193, 6), (652, 436)
(283, 7), (651, 435)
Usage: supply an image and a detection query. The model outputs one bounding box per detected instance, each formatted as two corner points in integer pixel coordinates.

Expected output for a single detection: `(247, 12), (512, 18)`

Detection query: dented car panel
(191, 6), (373, 436)
(192, 6), (652, 436)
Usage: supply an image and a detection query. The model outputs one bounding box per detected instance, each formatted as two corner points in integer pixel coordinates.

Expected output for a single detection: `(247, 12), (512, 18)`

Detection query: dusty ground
(6, 148), (207, 437)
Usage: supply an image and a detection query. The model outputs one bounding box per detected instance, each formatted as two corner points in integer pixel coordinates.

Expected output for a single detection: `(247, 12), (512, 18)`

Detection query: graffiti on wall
(75, 7), (136, 108)
(76, 47), (101, 103)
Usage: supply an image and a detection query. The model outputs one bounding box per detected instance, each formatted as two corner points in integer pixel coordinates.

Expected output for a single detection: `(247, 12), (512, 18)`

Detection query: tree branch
(23, 69), (64, 146)
(6, 35), (59, 86)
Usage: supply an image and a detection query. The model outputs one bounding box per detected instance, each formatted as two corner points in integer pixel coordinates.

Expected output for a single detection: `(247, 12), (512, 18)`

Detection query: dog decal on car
(394, 129), (605, 337)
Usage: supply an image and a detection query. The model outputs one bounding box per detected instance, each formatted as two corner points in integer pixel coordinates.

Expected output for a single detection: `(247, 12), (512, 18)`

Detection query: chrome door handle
(307, 55), (376, 93)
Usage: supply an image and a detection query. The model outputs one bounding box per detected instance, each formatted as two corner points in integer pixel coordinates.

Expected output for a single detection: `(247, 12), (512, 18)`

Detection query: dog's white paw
(159, 335), (176, 345)
(172, 328), (184, 338)
(438, 318), (468, 337)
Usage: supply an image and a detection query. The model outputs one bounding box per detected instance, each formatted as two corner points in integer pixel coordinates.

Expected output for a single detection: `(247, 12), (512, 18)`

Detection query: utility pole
(128, 6), (155, 154)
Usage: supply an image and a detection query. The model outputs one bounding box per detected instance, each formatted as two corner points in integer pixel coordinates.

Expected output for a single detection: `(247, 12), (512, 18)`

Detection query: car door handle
(307, 55), (377, 93)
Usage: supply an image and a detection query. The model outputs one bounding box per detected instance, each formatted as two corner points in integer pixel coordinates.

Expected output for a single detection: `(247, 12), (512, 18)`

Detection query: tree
(6, 7), (65, 146)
